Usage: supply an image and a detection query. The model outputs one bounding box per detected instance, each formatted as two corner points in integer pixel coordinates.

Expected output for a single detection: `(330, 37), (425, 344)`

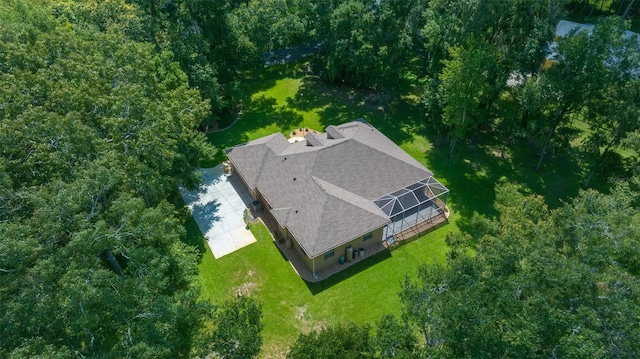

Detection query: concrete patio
(179, 165), (257, 259)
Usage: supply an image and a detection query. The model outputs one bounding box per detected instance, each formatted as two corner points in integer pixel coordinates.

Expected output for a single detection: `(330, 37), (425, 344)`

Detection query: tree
(438, 44), (497, 158)
(373, 315), (419, 359)
(288, 322), (373, 359)
(231, 0), (311, 53)
(526, 18), (631, 172)
(578, 19), (640, 187)
(401, 182), (640, 358)
(312, 0), (417, 88)
(418, 0), (556, 152)
(0, 2), (227, 357)
(287, 316), (419, 359)
(121, 0), (260, 125)
(312, 0), (376, 86)
(49, 0), (154, 43)
(199, 296), (264, 359)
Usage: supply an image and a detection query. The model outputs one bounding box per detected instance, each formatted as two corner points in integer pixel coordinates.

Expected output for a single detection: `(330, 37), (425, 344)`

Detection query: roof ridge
(311, 176), (388, 219)
(349, 124), (429, 173)
(253, 148), (272, 187)
(307, 193), (388, 256)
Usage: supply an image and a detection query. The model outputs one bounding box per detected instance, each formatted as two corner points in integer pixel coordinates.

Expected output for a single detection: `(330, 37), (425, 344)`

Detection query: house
(555, 19), (594, 38)
(225, 120), (449, 279)
(545, 20), (640, 71)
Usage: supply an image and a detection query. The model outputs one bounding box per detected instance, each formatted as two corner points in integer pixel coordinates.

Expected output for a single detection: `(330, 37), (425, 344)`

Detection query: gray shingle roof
(225, 120), (435, 258)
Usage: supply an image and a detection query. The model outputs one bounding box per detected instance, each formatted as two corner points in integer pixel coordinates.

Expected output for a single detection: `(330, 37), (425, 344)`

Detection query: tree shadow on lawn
(169, 191), (208, 256)
(424, 134), (587, 237)
(208, 95), (303, 164)
(235, 61), (309, 99)
(287, 77), (423, 146)
(284, 81), (336, 123)
(303, 249), (393, 295)
(210, 69), (425, 166)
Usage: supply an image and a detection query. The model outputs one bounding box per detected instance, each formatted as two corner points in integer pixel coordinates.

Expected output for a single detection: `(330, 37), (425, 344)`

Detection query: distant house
(225, 120), (449, 279)
(545, 20), (640, 71)
(555, 19), (595, 38)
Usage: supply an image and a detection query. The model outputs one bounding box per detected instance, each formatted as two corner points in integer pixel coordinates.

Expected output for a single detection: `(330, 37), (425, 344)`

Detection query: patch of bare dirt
(289, 128), (320, 138)
(295, 306), (306, 321)
(234, 282), (257, 296)
(295, 305), (326, 334)
(260, 342), (288, 359)
(232, 270), (259, 296)
(490, 148), (511, 160)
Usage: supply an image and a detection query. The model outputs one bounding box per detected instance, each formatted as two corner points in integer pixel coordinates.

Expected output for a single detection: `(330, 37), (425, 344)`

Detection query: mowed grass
(195, 220), (453, 357)
(188, 61), (599, 357)
(195, 62), (456, 357)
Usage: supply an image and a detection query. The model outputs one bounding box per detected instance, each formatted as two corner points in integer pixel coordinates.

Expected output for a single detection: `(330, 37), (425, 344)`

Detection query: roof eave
(305, 220), (390, 259)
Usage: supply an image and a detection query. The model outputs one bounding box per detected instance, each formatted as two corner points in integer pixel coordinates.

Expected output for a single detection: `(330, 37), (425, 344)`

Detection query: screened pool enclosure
(374, 177), (449, 240)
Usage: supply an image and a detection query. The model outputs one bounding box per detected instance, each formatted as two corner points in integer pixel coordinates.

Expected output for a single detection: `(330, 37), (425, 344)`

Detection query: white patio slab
(179, 165), (256, 259)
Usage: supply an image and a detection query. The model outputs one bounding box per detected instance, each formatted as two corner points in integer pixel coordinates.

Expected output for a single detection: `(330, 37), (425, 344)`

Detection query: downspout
(312, 258), (317, 280)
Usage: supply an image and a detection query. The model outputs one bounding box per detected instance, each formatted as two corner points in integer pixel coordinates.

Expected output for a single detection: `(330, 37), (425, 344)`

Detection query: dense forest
(1, 0), (639, 358)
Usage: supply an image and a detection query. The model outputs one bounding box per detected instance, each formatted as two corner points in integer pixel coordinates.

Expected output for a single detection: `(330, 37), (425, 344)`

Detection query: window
(363, 232), (373, 242)
(324, 250), (335, 260)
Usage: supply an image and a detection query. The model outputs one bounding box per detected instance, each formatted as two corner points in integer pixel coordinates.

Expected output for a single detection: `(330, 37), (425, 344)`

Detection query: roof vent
(326, 125), (344, 139)
(305, 132), (324, 147)
(293, 177), (296, 181)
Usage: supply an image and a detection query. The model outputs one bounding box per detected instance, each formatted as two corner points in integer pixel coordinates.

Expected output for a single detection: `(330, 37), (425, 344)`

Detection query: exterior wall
(229, 162), (257, 200)
(253, 189), (284, 240)
(298, 226), (385, 274)
(275, 222), (288, 242)
(291, 238), (310, 267)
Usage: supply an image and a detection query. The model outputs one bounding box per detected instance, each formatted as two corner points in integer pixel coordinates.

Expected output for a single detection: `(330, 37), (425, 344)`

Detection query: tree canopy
(0, 1), (264, 357)
(401, 181), (640, 358)
(2, 0), (639, 357)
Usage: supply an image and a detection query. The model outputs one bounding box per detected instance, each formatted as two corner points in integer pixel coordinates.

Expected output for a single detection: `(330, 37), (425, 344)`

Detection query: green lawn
(186, 61), (604, 357)
(194, 219), (453, 357)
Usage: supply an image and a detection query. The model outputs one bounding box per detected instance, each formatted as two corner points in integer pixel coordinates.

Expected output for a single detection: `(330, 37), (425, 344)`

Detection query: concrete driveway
(179, 165), (256, 258)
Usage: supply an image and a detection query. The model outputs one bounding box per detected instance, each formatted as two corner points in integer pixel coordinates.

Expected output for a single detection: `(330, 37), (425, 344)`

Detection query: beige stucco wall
(276, 221), (288, 242)
(296, 226), (385, 274)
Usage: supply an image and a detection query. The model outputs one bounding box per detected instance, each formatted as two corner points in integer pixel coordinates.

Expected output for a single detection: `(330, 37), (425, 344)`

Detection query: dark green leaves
(401, 182), (640, 358)
(0, 2), (219, 357)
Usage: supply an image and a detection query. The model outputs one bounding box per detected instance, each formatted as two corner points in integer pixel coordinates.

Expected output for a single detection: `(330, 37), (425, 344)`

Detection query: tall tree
(418, 0), (556, 150)
(438, 44), (496, 158)
(231, 0), (311, 53)
(0, 2), (235, 357)
(287, 316), (419, 359)
(579, 19), (640, 187)
(401, 182), (640, 358)
(527, 19), (618, 171)
(199, 296), (264, 359)
(122, 0), (259, 125)
(312, 0), (417, 88)
(287, 322), (373, 359)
